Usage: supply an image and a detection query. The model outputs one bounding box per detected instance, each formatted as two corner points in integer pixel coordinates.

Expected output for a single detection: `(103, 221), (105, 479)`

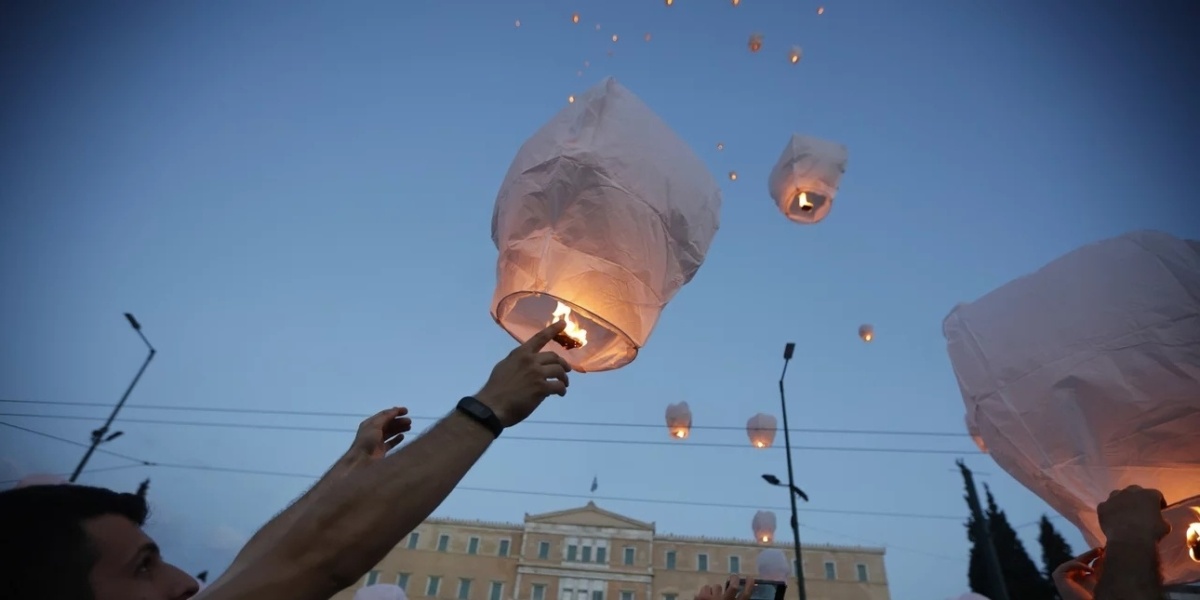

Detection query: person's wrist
(474, 390), (513, 428)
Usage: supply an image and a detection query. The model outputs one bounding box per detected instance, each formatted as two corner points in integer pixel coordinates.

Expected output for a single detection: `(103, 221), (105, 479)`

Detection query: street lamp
(761, 474), (810, 502)
(68, 313), (156, 482)
(773, 342), (808, 600)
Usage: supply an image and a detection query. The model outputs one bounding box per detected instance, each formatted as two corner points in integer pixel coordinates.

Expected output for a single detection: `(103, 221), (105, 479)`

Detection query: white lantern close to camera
(355, 585), (409, 600)
(752, 510), (777, 543)
(944, 230), (1200, 585)
(767, 134), (848, 225)
(746, 413), (777, 448)
(665, 401), (693, 439)
(964, 414), (987, 453)
(756, 548), (790, 580)
(491, 77), (721, 373)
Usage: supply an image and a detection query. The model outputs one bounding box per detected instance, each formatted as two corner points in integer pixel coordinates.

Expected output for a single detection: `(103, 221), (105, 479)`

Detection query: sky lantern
(665, 0), (674, 6)
(728, 171), (737, 181)
(748, 33), (763, 53)
(858, 324), (874, 342)
(731, 0), (741, 5)
(612, 34), (619, 42)
(665, 402), (693, 439)
(944, 230), (1200, 585)
(746, 413), (777, 448)
(716, 142), (724, 151)
(767, 134), (848, 225)
(964, 414), (987, 453)
(644, 33), (652, 42)
(752, 510), (777, 543)
(817, 6), (825, 15)
(491, 77), (721, 372)
(756, 549), (790, 580)
(514, 19), (521, 28)
(354, 584), (409, 600)
(572, 13), (580, 24)
(789, 46), (802, 64)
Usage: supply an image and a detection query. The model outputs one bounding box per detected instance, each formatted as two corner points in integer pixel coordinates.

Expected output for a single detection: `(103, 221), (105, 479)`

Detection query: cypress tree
(1037, 515), (1075, 580)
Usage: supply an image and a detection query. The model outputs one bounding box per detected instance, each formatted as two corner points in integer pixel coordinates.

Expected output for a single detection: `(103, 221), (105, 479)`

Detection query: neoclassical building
(332, 502), (890, 600)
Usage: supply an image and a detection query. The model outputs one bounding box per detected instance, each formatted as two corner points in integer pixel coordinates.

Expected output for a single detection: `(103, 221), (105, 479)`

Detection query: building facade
(333, 502), (889, 600)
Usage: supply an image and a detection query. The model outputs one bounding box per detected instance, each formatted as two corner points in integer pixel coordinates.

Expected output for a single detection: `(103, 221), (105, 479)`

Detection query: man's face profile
(84, 514), (198, 600)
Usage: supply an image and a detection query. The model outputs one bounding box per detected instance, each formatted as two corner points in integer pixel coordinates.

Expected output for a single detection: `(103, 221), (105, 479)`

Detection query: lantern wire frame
(493, 292), (638, 373)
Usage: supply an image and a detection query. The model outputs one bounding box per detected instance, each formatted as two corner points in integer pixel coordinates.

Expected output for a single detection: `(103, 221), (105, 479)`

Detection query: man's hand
(695, 576), (755, 600)
(1099, 485), (1170, 546)
(1052, 547), (1104, 600)
(475, 321), (572, 427)
(348, 407), (413, 462)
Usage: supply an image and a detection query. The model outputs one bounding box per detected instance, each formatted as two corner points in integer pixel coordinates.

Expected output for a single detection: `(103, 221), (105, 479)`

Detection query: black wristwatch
(456, 396), (504, 439)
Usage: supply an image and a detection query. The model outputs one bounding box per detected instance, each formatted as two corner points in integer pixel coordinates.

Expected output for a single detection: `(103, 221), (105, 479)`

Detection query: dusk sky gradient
(1, 2), (1197, 599)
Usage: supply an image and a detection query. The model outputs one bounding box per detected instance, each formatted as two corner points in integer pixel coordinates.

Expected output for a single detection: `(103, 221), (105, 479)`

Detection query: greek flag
(590, 476), (598, 493)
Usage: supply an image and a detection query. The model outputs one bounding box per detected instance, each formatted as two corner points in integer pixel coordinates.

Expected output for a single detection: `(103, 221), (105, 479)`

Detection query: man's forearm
(208, 409), (494, 600)
(1095, 540), (1164, 600)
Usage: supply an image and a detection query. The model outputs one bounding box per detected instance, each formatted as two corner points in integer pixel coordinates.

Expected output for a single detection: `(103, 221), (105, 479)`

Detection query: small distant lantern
(572, 13), (580, 24)
(752, 510), (777, 543)
(595, 23), (601, 31)
(767, 134), (849, 225)
(728, 171), (738, 181)
(746, 413), (777, 448)
(612, 34), (619, 42)
(732, 0), (741, 5)
(789, 46), (802, 64)
(748, 33), (763, 53)
(817, 6), (825, 15)
(717, 142), (725, 151)
(584, 60), (590, 67)
(644, 33), (652, 42)
(756, 549), (790, 580)
(858, 324), (874, 342)
(577, 70), (583, 77)
(568, 95), (576, 104)
(665, 0), (674, 6)
(666, 402), (693, 439)
(515, 19), (521, 28)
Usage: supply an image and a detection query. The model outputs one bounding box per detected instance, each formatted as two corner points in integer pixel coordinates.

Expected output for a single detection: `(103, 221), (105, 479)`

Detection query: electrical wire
(0, 412), (974, 453)
(0, 398), (970, 438)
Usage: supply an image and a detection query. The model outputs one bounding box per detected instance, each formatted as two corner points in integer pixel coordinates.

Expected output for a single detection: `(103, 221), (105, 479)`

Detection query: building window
(489, 582), (504, 600)
(729, 556), (740, 574)
(397, 573), (410, 589)
(427, 577), (442, 597)
(664, 595), (678, 600)
(438, 534), (450, 552)
(367, 571), (380, 585)
(697, 554), (708, 572)
(567, 543), (579, 561)
(591, 592), (603, 600)
(620, 592), (634, 600)
(538, 541), (550, 559)
(824, 561), (836, 580)
(458, 579), (473, 600)
(665, 550), (676, 570)
(532, 585), (546, 600)
(856, 563), (868, 582)
(407, 532), (420, 549)
(623, 547), (635, 565)
(595, 546), (607, 563)
(581, 546), (593, 562)
(468, 537), (480, 555)
(498, 539), (511, 557)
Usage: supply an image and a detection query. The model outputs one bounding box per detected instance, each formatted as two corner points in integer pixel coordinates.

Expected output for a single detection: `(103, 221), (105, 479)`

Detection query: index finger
(736, 579), (756, 600)
(1076, 547), (1103, 563)
(522, 320), (567, 352)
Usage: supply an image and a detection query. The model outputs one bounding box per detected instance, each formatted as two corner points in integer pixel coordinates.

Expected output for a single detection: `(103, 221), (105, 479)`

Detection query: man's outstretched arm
(1094, 485), (1168, 600)
(201, 321), (572, 600)
(228, 407), (412, 566)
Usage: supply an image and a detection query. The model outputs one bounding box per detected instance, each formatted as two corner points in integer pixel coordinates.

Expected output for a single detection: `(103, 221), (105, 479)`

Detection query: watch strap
(456, 396), (503, 439)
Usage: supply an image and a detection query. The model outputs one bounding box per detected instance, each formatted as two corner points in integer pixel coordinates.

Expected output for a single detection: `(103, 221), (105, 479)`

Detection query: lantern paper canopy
(767, 134), (848, 225)
(964, 414), (987, 453)
(748, 33), (763, 53)
(355, 585), (409, 600)
(943, 230), (1200, 585)
(752, 510), (777, 543)
(665, 401), (693, 439)
(756, 548), (790, 580)
(858, 324), (874, 342)
(788, 46), (802, 64)
(746, 413), (777, 448)
(491, 78), (721, 372)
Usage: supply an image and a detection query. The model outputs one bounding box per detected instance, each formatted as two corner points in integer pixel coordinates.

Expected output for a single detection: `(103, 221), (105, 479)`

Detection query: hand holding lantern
(1098, 486), (1170, 547)
(475, 321), (572, 427)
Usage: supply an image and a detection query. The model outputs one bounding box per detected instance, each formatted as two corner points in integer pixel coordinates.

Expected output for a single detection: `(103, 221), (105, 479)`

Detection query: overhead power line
(0, 412), (977, 456)
(0, 398), (969, 438)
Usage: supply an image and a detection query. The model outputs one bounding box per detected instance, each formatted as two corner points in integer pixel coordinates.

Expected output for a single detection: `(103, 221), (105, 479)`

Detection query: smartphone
(725, 578), (787, 600)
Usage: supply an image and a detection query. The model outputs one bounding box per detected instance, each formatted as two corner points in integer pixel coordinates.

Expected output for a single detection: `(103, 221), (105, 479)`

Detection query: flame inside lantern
(755, 441), (765, 448)
(572, 13), (580, 24)
(761, 535), (770, 543)
(748, 34), (763, 53)
(1189, 509), (1200, 563)
(551, 301), (589, 349)
(795, 192), (814, 212)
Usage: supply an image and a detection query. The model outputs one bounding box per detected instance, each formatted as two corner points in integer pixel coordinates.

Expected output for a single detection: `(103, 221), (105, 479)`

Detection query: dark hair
(0, 484), (149, 600)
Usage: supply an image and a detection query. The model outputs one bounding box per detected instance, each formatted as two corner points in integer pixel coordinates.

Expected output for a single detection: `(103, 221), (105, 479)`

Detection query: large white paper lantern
(746, 413), (777, 448)
(964, 414), (987, 453)
(756, 548), (790, 580)
(767, 134), (848, 225)
(943, 230), (1200, 585)
(665, 402), (693, 439)
(752, 510), (777, 543)
(491, 77), (721, 372)
(355, 585), (408, 600)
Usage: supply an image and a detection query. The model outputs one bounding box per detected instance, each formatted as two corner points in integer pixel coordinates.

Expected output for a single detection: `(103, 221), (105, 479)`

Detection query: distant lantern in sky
(717, 142), (724, 151)
(492, 78), (721, 372)
(789, 46), (802, 64)
(817, 6), (825, 15)
(748, 33), (763, 53)
(728, 171), (738, 181)
(665, 0), (674, 6)
(858, 324), (874, 342)
(595, 23), (601, 31)
(746, 413), (777, 448)
(752, 510), (777, 543)
(612, 34), (619, 42)
(756, 549), (790, 580)
(767, 134), (849, 225)
(645, 33), (652, 42)
(577, 70), (583, 77)
(666, 401), (693, 439)
(515, 19), (521, 28)
(572, 13), (580, 24)
(944, 230), (1200, 586)
(732, 0), (741, 5)
(584, 60), (590, 67)
(568, 95), (576, 104)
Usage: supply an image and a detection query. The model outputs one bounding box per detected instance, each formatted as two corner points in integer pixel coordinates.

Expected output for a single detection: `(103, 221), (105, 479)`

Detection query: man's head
(0, 483), (199, 600)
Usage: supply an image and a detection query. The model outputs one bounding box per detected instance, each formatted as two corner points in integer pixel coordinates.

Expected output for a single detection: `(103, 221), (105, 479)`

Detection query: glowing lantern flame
(752, 510), (777, 544)
(1189, 508), (1200, 563)
(795, 192), (814, 212)
(729, 171), (738, 181)
(748, 33), (763, 53)
(789, 46), (802, 64)
(550, 301), (588, 349)
(732, 0), (741, 5)
(568, 95), (576, 104)
(746, 413), (777, 449)
(666, 402), (692, 439)
(859, 324), (874, 343)
(572, 13), (580, 24)
(665, 0), (674, 6)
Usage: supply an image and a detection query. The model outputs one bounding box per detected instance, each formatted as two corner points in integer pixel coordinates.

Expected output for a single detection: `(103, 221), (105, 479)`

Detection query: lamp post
(69, 313), (156, 483)
(768, 342), (808, 600)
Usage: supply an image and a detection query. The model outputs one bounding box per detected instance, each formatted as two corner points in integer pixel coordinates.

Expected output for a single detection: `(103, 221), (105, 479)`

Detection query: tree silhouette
(965, 486), (1055, 599)
(1037, 515), (1075, 582)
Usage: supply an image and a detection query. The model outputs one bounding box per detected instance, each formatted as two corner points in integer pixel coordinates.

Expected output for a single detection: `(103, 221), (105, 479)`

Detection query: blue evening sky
(1, 1), (1196, 599)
